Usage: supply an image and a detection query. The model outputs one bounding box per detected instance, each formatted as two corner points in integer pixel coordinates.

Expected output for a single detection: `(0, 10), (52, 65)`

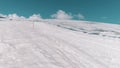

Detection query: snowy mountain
(0, 19), (120, 68)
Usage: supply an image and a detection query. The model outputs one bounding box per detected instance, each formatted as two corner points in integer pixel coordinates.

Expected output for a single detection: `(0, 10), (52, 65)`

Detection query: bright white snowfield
(0, 19), (120, 68)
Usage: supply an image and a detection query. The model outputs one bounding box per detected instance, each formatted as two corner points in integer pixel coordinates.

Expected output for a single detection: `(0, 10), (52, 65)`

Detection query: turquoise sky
(0, 0), (120, 24)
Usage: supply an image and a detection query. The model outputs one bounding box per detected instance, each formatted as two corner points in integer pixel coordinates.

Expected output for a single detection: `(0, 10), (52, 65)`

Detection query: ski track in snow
(0, 20), (120, 68)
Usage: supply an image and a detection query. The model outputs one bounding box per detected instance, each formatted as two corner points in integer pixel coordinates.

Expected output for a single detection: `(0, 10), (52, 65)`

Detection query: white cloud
(0, 13), (42, 21)
(51, 10), (73, 20)
(0, 11), (85, 21)
(75, 13), (85, 20)
(8, 14), (26, 20)
(0, 14), (7, 18)
(28, 14), (42, 21)
(8, 14), (19, 19)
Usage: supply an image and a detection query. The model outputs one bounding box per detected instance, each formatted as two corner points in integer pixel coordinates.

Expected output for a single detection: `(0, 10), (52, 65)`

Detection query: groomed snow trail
(0, 20), (120, 68)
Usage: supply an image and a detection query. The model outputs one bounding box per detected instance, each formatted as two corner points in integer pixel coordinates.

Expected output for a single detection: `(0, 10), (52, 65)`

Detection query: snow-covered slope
(45, 19), (120, 38)
(0, 19), (120, 68)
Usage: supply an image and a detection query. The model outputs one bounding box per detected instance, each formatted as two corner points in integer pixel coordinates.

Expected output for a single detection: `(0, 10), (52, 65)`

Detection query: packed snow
(0, 19), (120, 68)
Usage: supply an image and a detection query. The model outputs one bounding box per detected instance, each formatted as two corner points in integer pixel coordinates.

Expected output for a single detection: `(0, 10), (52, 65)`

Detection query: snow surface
(0, 19), (120, 68)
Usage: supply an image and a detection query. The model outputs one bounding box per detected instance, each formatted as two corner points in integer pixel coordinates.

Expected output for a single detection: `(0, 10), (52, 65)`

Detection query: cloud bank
(28, 14), (42, 21)
(51, 10), (73, 20)
(8, 14), (26, 20)
(51, 10), (85, 20)
(0, 10), (85, 21)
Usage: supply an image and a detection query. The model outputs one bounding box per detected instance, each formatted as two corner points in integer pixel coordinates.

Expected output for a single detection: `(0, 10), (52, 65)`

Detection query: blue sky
(0, 0), (120, 24)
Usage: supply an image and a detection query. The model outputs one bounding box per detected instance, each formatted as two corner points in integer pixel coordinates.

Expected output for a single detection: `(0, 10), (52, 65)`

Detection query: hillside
(0, 19), (120, 68)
